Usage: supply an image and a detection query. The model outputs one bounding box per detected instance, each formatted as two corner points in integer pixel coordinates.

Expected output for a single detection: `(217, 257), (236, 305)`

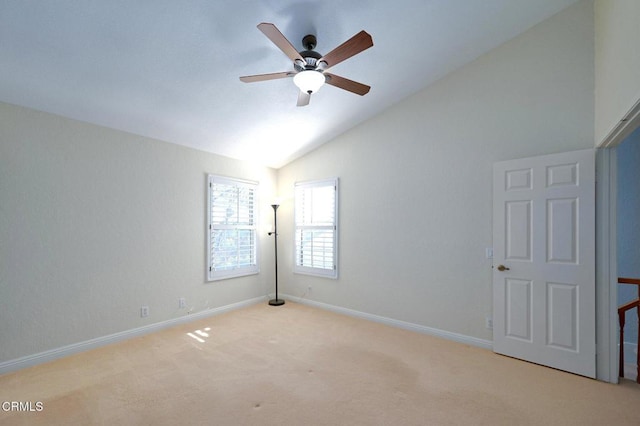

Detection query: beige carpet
(1, 301), (639, 425)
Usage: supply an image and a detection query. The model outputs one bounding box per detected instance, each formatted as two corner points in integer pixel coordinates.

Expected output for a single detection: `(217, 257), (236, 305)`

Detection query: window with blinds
(207, 175), (259, 281)
(294, 178), (338, 278)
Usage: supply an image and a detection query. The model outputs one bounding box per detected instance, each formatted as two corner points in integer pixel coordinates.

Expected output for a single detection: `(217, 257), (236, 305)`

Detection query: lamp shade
(293, 70), (325, 94)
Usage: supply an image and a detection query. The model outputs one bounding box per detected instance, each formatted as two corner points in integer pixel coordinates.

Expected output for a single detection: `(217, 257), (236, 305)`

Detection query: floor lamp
(268, 203), (284, 306)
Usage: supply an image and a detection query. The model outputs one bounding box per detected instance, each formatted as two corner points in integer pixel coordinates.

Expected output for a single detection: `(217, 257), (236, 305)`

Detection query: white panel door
(493, 149), (596, 378)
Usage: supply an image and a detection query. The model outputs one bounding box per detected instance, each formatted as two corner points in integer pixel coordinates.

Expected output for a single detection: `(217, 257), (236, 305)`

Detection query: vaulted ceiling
(0, 0), (579, 168)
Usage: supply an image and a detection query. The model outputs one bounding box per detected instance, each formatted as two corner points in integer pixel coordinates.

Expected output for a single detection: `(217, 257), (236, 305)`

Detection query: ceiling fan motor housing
(296, 56), (322, 73)
(294, 34), (328, 72)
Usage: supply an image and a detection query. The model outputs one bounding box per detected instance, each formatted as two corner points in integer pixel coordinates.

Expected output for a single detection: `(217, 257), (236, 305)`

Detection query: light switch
(485, 247), (493, 259)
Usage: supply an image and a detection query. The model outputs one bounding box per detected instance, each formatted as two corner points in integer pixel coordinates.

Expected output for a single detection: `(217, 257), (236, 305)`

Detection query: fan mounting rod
(302, 34), (317, 51)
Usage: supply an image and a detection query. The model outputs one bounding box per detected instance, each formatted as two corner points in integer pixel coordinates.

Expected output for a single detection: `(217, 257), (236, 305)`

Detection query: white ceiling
(0, 0), (579, 169)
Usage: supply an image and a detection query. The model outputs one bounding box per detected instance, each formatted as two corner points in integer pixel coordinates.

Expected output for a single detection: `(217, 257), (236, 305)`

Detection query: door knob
(497, 264), (510, 271)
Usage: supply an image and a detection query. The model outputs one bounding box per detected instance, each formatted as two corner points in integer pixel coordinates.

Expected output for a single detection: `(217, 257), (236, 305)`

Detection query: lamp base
(268, 298), (285, 306)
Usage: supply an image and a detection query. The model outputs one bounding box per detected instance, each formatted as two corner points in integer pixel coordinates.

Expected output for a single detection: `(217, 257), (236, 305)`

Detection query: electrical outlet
(141, 306), (149, 318)
(179, 298), (186, 309)
(485, 316), (493, 330)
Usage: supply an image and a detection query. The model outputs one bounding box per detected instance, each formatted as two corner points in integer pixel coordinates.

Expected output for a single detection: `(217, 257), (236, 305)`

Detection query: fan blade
(239, 72), (294, 83)
(318, 30), (373, 69)
(297, 91), (311, 107)
(324, 73), (370, 96)
(257, 23), (304, 63)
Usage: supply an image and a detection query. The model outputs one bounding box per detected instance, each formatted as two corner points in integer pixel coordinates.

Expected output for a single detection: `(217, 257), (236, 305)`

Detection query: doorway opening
(596, 98), (640, 383)
(615, 127), (640, 382)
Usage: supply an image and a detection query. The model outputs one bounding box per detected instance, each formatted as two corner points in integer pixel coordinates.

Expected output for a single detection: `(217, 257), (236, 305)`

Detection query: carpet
(1, 301), (639, 425)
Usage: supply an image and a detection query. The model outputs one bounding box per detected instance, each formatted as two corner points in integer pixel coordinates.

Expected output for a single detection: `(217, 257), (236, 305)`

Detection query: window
(294, 178), (338, 278)
(207, 175), (258, 281)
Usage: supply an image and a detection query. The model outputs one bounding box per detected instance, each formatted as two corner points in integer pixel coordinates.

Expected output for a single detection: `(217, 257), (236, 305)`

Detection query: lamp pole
(268, 204), (284, 306)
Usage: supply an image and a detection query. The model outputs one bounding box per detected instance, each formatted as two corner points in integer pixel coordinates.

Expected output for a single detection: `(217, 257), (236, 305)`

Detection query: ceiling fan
(239, 23), (373, 106)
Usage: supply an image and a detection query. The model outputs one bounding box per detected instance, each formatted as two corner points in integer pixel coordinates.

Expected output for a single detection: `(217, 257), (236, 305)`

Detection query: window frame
(207, 175), (259, 281)
(293, 177), (339, 279)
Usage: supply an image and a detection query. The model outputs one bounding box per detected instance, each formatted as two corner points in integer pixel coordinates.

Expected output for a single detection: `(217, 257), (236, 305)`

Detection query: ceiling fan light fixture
(293, 70), (325, 94)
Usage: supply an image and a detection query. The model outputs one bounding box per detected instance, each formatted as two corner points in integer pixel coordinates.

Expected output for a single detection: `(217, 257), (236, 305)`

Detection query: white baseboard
(622, 341), (638, 356)
(0, 296), (266, 376)
(283, 294), (493, 350)
(1, 295), (493, 376)
(621, 341), (638, 381)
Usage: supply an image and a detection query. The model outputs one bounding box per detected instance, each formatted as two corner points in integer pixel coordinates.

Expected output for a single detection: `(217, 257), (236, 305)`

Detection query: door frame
(596, 148), (618, 383)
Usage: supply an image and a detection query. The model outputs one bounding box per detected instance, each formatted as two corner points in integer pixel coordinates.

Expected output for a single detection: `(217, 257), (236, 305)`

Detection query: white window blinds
(294, 178), (338, 278)
(207, 175), (259, 281)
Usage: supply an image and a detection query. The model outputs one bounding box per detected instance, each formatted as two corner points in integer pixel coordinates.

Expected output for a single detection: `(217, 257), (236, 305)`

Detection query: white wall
(0, 102), (277, 363)
(595, 0), (640, 145)
(277, 1), (595, 340)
